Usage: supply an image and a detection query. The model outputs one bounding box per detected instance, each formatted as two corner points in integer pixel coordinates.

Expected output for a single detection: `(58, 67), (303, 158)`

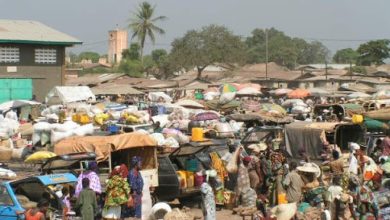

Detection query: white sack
(72, 123), (94, 136)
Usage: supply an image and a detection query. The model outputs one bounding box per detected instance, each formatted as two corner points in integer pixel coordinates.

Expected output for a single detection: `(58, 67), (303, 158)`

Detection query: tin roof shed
(0, 19), (81, 45)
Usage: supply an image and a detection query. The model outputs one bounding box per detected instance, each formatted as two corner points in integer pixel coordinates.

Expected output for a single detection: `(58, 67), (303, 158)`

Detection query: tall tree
(357, 39), (390, 65)
(129, 1), (167, 65)
(333, 48), (359, 64)
(170, 25), (246, 79)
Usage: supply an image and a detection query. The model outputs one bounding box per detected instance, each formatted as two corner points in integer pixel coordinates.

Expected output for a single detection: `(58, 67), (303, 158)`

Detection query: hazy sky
(1, 0), (389, 56)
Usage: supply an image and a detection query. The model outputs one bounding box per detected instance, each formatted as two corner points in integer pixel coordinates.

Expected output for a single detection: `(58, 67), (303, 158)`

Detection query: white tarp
(45, 86), (96, 104)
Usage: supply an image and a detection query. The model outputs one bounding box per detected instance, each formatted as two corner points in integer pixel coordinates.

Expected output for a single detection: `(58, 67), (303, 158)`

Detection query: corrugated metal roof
(0, 20), (81, 45)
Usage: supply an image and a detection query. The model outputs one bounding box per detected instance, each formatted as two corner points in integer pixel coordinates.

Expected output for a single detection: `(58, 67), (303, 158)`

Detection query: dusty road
(189, 208), (244, 220)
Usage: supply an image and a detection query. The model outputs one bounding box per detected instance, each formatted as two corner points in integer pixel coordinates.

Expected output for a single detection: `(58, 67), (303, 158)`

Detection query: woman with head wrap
(103, 164), (130, 220)
(127, 156), (144, 219)
(75, 161), (101, 197)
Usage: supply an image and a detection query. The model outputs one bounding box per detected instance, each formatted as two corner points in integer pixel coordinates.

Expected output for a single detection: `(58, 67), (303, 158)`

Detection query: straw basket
(0, 147), (13, 161)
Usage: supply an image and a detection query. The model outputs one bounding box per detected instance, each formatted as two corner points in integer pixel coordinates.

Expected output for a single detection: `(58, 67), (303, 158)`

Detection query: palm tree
(129, 2), (167, 66)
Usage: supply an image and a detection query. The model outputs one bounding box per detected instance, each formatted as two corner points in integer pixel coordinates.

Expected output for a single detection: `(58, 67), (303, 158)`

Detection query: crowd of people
(25, 156), (144, 220)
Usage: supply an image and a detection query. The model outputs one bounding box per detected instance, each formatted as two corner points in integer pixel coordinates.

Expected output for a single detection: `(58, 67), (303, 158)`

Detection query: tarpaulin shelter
(45, 86), (96, 104)
(54, 132), (157, 162)
(227, 113), (293, 124)
(204, 100), (240, 113)
(285, 122), (364, 159)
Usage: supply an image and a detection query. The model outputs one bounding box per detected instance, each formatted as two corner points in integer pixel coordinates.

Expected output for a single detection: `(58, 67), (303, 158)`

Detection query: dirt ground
(188, 208), (244, 220)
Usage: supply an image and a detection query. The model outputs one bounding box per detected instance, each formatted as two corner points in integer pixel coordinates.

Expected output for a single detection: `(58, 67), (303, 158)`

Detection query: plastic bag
(226, 147), (241, 173)
(163, 137), (179, 148)
(215, 122), (234, 138)
(150, 133), (165, 146)
(40, 132), (50, 146)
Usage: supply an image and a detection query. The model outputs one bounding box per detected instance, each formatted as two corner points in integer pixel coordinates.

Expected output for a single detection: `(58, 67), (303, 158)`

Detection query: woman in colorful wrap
(103, 164), (130, 220)
(75, 161), (102, 196)
(128, 156), (144, 219)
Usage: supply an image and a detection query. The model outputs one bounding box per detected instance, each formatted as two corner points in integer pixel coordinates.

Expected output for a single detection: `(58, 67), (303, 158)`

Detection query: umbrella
(373, 90), (390, 100)
(287, 88), (311, 99)
(236, 87), (262, 96)
(347, 92), (371, 100)
(0, 100), (40, 112)
(175, 99), (204, 109)
(192, 111), (220, 121)
(274, 88), (292, 96)
(219, 84), (237, 93)
(308, 88), (330, 97)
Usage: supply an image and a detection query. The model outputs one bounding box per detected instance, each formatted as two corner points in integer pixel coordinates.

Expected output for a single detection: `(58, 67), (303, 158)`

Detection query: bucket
(191, 127), (204, 142)
(278, 193), (288, 204)
(364, 171), (374, 181)
(194, 173), (204, 187)
(352, 114), (364, 124)
(177, 171), (187, 188)
(72, 114), (79, 123)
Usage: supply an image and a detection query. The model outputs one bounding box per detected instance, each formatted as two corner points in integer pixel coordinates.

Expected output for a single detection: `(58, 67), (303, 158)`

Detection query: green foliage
(351, 66), (367, 74)
(245, 28), (329, 68)
(129, 1), (167, 62)
(122, 43), (141, 60)
(357, 39), (390, 66)
(118, 59), (144, 77)
(79, 67), (112, 75)
(78, 51), (100, 63)
(170, 24), (246, 78)
(151, 49), (168, 64)
(333, 48), (359, 64)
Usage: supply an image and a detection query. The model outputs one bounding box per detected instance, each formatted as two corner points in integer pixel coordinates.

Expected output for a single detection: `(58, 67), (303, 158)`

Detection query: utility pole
(349, 61), (353, 80)
(265, 28), (268, 81)
(325, 60), (328, 81)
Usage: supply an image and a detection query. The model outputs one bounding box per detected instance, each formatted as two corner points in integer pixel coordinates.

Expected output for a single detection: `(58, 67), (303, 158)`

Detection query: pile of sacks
(0, 114), (20, 139)
(282, 99), (311, 114)
(33, 121), (94, 146)
(149, 128), (191, 149)
(120, 110), (149, 125)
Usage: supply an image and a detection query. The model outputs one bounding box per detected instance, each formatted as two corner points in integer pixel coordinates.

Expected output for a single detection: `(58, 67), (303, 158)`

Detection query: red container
(195, 174), (204, 187)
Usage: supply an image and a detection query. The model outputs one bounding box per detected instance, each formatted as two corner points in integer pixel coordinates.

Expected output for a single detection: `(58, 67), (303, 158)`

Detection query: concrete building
(0, 20), (81, 102)
(108, 29), (128, 64)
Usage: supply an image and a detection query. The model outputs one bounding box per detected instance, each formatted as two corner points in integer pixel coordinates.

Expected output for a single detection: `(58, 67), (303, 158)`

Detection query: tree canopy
(357, 39), (390, 66)
(122, 43), (141, 60)
(333, 48), (359, 64)
(77, 51), (100, 63)
(170, 25), (246, 78)
(245, 28), (329, 68)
